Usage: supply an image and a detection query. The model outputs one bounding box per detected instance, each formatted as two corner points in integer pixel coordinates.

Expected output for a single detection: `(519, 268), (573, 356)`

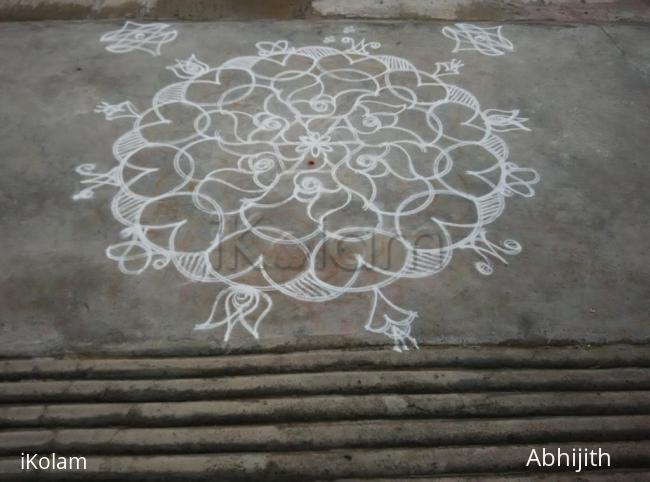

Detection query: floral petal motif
(469, 161), (540, 198)
(365, 289), (419, 352)
(458, 229), (522, 275)
(194, 287), (272, 341)
(434, 59), (464, 76)
(167, 54), (210, 79)
(484, 109), (530, 132)
(256, 40), (293, 57)
(100, 21), (177, 56)
(94, 101), (140, 121)
(73, 164), (118, 200)
(296, 132), (334, 157)
(442, 23), (514, 57)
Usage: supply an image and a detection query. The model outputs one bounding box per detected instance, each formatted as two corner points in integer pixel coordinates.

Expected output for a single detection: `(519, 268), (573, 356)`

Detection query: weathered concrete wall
(0, 0), (312, 21)
(313, 0), (650, 23)
(0, 0), (648, 22)
(0, 0), (149, 21)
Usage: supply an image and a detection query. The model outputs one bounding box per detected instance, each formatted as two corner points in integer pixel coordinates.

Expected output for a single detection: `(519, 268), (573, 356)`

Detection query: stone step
(1, 367), (649, 403)
(2, 391), (649, 428)
(1, 345), (648, 381)
(2, 442), (649, 480)
(1, 415), (649, 455)
(1, 346), (648, 477)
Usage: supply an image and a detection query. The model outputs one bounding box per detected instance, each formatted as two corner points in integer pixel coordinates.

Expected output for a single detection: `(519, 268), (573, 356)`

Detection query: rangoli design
(75, 27), (539, 351)
(100, 21), (178, 56)
(442, 23), (514, 57)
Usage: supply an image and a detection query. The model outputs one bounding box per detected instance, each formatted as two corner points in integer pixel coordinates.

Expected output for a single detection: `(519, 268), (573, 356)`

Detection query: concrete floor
(0, 20), (648, 356)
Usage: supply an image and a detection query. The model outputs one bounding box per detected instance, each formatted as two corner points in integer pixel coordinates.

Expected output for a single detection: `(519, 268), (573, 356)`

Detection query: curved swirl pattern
(75, 29), (540, 351)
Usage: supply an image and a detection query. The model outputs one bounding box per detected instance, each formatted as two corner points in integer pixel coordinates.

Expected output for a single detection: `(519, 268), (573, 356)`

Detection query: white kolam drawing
(100, 21), (178, 56)
(442, 23), (514, 56)
(75, 28), (539, 351)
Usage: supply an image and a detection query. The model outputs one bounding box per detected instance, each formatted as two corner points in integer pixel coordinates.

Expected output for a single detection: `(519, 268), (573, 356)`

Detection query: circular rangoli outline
(75, 27), (540, 351)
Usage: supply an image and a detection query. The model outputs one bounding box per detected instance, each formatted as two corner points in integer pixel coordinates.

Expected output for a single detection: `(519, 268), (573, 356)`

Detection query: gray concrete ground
(0, 20), (648, 357)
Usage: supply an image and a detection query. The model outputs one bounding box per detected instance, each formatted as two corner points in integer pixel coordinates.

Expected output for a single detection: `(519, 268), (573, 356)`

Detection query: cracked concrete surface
(600, 24), (650, 79)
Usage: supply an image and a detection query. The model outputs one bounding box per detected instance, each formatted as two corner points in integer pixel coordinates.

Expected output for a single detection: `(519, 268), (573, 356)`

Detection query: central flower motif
(76, 33), (539, 351)
(296, 131), (334, 158)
